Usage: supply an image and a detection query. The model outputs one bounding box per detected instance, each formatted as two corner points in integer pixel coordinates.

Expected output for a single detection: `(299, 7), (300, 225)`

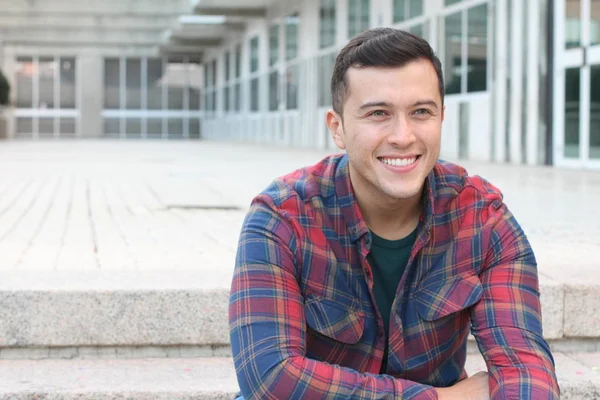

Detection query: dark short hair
(331, 28), (444, 115)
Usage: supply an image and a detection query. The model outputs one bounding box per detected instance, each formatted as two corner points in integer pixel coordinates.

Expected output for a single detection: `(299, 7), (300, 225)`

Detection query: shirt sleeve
(470, 200), (560, 399)
(229, 201), (440, 400)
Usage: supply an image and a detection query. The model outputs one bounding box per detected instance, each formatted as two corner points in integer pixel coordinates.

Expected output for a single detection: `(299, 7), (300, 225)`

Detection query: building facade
(0, 0), (599, 169)
(194, 0), (600, 169)
(0, 0), (203, 140)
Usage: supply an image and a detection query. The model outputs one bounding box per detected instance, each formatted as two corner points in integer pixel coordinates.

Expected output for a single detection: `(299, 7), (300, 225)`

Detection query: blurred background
(0, 1), (600, 397)
(0, 0), (598, 169)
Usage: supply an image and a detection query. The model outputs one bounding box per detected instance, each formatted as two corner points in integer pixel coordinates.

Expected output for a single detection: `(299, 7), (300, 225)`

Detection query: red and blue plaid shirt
(229, 154), (559, 399)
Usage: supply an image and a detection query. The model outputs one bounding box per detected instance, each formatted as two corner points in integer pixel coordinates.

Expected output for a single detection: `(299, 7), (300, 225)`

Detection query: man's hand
(435, 371), (490, 400)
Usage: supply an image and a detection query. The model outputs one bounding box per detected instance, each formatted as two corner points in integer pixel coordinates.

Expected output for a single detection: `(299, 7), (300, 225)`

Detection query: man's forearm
(235, 353), (440, 400)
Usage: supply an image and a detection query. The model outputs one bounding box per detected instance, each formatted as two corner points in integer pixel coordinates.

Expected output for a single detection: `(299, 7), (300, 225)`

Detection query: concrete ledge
(0, 271), (232, 348)
(0, 345), (232, 360)
(564, 283), (600, 337)
(0, 354), (598, 399)
(0, 358), (239, 400)
(0, 288), (230, 347)
(0, 270), (592, 349)
(538, 276), (565, 339)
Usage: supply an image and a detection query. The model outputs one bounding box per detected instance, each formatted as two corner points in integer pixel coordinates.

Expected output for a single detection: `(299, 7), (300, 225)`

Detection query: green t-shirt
(366, 228), (418, 372)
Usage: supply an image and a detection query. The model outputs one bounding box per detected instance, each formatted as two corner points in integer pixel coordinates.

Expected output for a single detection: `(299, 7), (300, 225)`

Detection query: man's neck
(351, 178), (423, 241)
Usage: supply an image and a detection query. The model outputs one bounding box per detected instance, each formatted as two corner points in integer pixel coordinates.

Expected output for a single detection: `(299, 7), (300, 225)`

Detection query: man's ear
(441, 105), (446, 122)
(326, 109), (346, 150)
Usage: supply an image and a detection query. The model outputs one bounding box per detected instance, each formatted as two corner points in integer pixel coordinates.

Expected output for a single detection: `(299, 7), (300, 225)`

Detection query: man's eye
(414, 109), (431, 115)
(370, 110), (387, 117)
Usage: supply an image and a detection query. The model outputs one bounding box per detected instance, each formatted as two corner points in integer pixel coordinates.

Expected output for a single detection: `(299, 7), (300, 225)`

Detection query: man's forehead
(344, 62), (441, 105)
(346, 59), (435, 76)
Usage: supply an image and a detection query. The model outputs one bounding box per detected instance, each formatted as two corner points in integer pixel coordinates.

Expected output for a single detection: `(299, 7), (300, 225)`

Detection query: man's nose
(386, 116), (416, 147)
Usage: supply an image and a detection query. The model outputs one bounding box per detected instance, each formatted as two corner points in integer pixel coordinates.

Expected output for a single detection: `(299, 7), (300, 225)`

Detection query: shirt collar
(334, 154), (436, 242)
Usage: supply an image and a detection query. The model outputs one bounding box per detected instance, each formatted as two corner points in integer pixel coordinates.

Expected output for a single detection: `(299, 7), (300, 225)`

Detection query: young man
(229, 28), (559, 399)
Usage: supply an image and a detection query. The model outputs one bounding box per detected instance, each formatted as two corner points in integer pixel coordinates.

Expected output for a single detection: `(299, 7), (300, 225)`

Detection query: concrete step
(1, 353), (599, 399)
(0, 268), (599, 354)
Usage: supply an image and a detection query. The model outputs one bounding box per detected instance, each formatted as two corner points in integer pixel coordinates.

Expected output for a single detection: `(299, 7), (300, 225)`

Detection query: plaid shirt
(229, 154), (559, 399)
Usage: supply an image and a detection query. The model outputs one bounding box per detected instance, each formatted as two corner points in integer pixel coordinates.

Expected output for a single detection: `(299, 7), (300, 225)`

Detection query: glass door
(14, 56), (79, 139)
(555, 0), (600, 168)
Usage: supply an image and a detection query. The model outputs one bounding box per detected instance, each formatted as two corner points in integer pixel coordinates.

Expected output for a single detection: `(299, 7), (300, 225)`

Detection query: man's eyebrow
(358, 101), (393, 110)
(358, 100), (440, 110)
(412, 100), (439, 109)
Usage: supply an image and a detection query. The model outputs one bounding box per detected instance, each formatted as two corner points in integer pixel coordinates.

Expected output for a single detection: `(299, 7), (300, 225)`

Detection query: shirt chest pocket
(304, 294), (365, 344)
(415, 273), (483, 321)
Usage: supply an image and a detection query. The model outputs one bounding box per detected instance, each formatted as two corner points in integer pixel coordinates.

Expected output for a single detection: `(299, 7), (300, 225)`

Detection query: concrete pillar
(78, 53), (104, 138)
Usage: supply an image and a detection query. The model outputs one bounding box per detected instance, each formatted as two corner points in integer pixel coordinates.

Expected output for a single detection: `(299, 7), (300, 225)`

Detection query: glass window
(60, 57), (76, 109)
(189, 62), (201, 111)
(467, 4), (487, 92)
(444, 12), (462, 94)
(320, 0), (336, 49)
(286, 65), (299, 110)
(250, 37), (260, 73)
(235, 44), (242, 78)
(269, 25), (280, 66)
(190, 118), (201, 138)
(126, 118), (142, 136)
(318, 52), (335, 107)
(286, 14), (299, 61)
(393, 0), (423, 23)
(204, 91), (211, 113)
(103, 118), (120, 135)
(38, 57), (55, 109)
(592, 0), (600, 45)
(16, 117), (33, 134)
(59, 117), (76, 136)
(348, 0), (370, 38)
(168, 119), (184, 138)
(564, 67), (580, 158)
(16, 57), (34, 108)
(590, 65), (600, 159)
(147, 118), (163, 138)
(225, 86), (231, 112)
(393, 0), (405, 23)
(445, 0), (463, 4)
(147, 58), (163, 110)
(250, 77), (260, 111)
(269, 71), (279, 111)
(409, 0), (423, 17)
(566, 0), (582, 48)
(211, 59), (217, 87)
(166, 61), (186, 110)
(103, 58), (120, 109)
(225, 51), (231, 82)
(126, 59), (142, 110)
(204, 62), (210, 89)
(234, 82), (241, 112)
(409, 23), (425, 39)
(39, 117), (54, 135)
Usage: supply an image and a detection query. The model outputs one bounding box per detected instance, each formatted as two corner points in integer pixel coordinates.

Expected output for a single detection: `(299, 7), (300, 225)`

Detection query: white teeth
(381, 157), (417, 167)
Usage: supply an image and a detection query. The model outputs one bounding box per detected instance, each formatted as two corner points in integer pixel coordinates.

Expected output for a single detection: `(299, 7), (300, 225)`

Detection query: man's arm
(229, 202), (439, 399)
(470, 201), (560, 399)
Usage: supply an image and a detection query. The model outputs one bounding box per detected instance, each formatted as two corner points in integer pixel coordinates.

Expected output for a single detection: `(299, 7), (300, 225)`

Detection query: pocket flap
(304, 295), (365, 344)
(415, 273), (483, 321)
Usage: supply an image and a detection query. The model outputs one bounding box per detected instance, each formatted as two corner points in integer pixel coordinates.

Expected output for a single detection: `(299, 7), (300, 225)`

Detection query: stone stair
(1, 353), (600, 399)
(1, 141), (599, 398)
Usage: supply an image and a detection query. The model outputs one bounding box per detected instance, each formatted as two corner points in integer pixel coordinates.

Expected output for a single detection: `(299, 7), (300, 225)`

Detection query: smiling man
(229, 28), (559, 399)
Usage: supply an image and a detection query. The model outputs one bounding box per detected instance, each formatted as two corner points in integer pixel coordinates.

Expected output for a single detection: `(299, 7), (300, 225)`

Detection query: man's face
(327, 59), (444, 203)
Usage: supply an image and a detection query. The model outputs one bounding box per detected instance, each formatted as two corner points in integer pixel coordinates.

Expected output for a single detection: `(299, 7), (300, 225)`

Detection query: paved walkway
(0, 140), (598, 283)
(0, 141), (600, 281)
